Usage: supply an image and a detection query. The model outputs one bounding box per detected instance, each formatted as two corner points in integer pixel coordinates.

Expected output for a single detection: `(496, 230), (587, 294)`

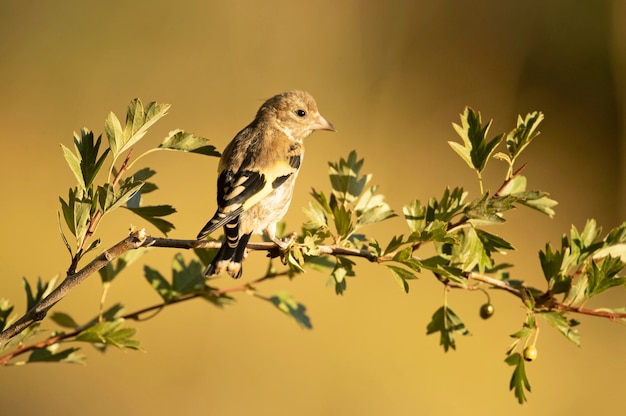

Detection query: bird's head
(257, 90), (335, 139)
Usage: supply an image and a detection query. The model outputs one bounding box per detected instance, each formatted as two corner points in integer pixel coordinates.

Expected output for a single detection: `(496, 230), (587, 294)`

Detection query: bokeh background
(1, 1), (625, 415)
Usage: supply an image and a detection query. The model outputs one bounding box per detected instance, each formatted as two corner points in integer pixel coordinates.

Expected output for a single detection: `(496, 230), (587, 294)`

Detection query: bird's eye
(295, 109), (306, 117)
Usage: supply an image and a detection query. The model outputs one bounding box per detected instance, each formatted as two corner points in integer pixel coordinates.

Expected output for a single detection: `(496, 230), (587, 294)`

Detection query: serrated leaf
(450, 107), (504, 173)
(98, 180), (144, 213)
(23, 276), (58, 311)
(328, 150), (369, 205)
(403, 199), (426, 234)
(50, 311), (79, 329)
(585, 255), (626, 297)
(386, 265), (417, 293)
(505, 353), (531, 404)
(383, 235), (405, 255)
(119, 99), (170, 159)
(538, 311), (580, 346)
(506, 111), (544, 161)
(332, 204), (353, 237)
(392, 246), (422, 272)
(172, 254), (205, 296)
(516, 191), (558, 218)
(455, 227), (493, 273)
(426, 306), (470, 352)
(124, 205), (176, 235)
(158, 130), (220, 156)
(330, 256), (355, 295)
(267, 292), (312, 329)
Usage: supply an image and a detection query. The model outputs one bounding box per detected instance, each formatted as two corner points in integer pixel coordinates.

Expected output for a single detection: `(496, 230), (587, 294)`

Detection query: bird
(197, 90), (335, 279)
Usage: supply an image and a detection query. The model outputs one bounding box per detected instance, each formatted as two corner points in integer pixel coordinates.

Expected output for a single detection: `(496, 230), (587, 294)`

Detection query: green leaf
(303, 200), (329, 230)
(426, 306), (471, 352)
(332, 203), (353, 237)
(57, 211), (72, 256)
(158, 130), (220, 156)
(63, 129), (111, 190)
(538, 311), (580, 346)
(144, 265), (174, 302)
(124, 205), (176, 235)
(267, 292), (313, 329)
(83, 304), (126, 329)
(50, 311), (79, 329)
(329, 256), (355, 295)
(386, 265), (417, 293)
(354, 185), (396, 226)
(23, 276), (58, 311)
(514, 190), (558, 218)
(420, 256), (467, 287)
(475, 229), (515, 255)
(105, 111), (124, 159)
(585, 255), (626, 297)
(505, 353), (531, 404)
(76, 320), (141, 351)
(28, 345), (84, 364)
(328, 151), (369, 205)
(454, 227), (493, 273)
(126, 168), (159, 208)
(392, 246), (422, 272)
(505, 111), (544, 162)
(97, 179), (144, 213)
(383, 235), (405, 256)
(433, 187), (467, 222)
(403, 199), (426, 233)
(194, 247), (219, 268)
(449, 107), (504, 173)
(61, 143), (85, 189)
(120, 99), (171, 159)
(171, 255), (205, 296)
(0, 298), (14, 332)
(604, 222), (626, 246)
(539, 243), (571, 294)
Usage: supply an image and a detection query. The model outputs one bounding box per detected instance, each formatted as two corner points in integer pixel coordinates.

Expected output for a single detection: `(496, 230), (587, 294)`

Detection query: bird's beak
(312, 113), (336, 132)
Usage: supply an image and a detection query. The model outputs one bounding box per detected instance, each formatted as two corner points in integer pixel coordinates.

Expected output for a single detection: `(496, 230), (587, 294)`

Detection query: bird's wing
(196, 146), (301, 240)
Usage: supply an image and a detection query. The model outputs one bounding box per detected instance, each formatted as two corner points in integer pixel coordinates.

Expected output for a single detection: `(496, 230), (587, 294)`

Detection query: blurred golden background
(1, 1), (625, 415)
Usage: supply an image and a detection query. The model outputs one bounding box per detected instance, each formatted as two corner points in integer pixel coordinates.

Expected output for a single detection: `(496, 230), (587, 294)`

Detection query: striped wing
(196, 152), (301, 240)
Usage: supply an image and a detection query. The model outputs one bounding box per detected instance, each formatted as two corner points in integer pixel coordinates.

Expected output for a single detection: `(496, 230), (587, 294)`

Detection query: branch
(2, 231), (621, 353)
(0, 230), (148, 346)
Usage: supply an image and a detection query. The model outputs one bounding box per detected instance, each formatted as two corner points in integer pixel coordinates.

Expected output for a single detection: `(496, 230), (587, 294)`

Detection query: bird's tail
(204, 219), (251, 279)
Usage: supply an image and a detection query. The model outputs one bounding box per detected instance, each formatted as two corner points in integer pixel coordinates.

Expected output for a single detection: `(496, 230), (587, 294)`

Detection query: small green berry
(479, 303), (495, 319)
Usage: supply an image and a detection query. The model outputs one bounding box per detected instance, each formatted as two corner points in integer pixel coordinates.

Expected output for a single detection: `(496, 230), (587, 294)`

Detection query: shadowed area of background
(1, 1), (625, 415)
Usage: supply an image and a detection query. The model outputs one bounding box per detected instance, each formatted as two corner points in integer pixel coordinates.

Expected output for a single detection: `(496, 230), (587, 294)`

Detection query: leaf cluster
(58, 98), (218, 270)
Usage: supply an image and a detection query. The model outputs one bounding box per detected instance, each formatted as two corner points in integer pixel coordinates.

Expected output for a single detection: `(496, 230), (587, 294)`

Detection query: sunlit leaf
(158, 130), (220, 156)
(124, 205), (176, 235)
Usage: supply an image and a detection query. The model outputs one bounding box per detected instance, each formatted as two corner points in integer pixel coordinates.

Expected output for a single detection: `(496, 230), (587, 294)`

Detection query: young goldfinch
(197, 90), (335, 278)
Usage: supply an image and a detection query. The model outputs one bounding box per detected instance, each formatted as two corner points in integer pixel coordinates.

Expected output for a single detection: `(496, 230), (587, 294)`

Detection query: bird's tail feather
(197, 207), (244, 240)
(204, 220), (251, 279)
